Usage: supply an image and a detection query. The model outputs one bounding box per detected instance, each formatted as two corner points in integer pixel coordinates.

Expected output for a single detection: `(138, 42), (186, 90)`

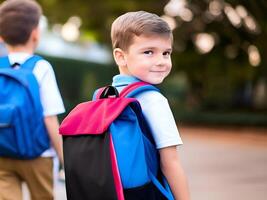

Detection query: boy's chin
(143, 78), (164, 85)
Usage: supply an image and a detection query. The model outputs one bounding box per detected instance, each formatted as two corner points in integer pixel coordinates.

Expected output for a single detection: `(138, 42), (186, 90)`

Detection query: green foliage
(43, 55), (266, 125)
(1, 0), (266, 125)
(37, 0), (169, 43)
(42, 55), (117, 115)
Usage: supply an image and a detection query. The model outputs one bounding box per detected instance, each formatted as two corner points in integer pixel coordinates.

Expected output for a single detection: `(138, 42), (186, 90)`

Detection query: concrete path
(179, 125), (267, 200)
(23, 126), (267, 200)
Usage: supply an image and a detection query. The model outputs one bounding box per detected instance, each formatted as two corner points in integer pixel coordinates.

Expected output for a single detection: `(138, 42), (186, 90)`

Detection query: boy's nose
(155, 56), (168, 66)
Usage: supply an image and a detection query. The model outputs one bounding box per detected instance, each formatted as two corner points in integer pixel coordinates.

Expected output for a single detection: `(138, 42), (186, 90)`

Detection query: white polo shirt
(112, 75), (183, 149)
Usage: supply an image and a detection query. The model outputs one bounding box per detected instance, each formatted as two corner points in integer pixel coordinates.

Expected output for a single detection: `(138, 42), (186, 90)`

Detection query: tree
(1, 0), (266, 112)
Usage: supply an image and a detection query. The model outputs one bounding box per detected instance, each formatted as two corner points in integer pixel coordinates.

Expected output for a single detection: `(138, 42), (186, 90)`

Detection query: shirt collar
(8, 52), (32, 65)
(112, 75), (141, 87)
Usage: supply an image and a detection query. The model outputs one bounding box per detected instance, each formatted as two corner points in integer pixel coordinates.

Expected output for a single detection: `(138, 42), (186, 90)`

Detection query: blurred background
(2, 0), (266, 125)
(1, 0), (266, 199)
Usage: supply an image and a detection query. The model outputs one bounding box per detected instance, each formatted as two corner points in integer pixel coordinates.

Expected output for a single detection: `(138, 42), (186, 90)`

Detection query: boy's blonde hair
(111, 11), (173, 51)
(0, 0), (41, 46)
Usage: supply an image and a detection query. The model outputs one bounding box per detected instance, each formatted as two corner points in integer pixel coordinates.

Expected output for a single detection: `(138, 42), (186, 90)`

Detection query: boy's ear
(113, 48), (127, 67)
(31, 27), (40, 45)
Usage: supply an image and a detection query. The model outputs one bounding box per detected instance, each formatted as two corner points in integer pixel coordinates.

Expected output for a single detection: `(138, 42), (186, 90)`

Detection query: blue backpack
(0, 55), (50, 159)
(59, 82), (174, 200)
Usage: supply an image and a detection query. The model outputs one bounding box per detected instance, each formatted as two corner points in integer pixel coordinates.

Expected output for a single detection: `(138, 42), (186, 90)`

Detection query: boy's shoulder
(135, 89), (168, 103)
(6, 53), (54, 81)
(7, 53), (52, 68)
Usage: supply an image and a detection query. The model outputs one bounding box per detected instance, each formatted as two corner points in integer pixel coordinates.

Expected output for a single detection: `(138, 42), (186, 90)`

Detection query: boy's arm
(44, 115), (64, 165)
(159, 146), (190, 200)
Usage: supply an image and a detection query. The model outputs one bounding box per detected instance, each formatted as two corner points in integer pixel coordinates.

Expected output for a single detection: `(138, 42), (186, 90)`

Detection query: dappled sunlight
(224, 3), (242, 28)
(61, 16), (82, 42)
(248, 45), (261, 67)
(193, 33), (215, 54)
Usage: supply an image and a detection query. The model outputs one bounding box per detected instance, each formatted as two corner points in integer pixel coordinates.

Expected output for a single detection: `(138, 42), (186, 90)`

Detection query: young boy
(0, 0), (65, 199)
(111, 11), (190, 199)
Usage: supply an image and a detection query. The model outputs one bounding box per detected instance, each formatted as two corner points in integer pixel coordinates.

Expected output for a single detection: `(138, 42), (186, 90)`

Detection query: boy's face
(119, 34), (172, 84)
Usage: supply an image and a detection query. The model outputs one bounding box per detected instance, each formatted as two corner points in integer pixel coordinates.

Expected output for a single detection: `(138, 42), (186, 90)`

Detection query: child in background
(0, 0), (65, 199)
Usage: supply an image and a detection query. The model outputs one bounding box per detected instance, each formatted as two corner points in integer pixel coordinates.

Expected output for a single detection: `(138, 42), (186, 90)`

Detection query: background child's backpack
(0, 55), (50, 159)
(59, 82), (174, 200)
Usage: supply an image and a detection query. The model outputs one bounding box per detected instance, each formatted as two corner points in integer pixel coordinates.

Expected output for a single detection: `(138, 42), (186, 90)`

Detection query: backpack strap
(0, 55), (43, 70)
(93, 85), (119, 100)
(0, 55), (44, 114)
(149, 171), (174, 200)
(120, 82), (159, 98)
(0, 56), (11, 68)
(94, 82), (160, 100)
(120, 82), (174, 199)
(21, 55), (43, 71)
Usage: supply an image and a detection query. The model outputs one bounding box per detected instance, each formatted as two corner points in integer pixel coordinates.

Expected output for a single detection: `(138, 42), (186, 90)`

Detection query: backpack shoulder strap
(121, 82), (175, 199)
(21, 55), (43, 71)
(0, 56), (11, 68)
(120, 82), (159, 98)
(93, 86), (108, 100)
(0, 55), (43, 70)
(93, 82), (159, 100)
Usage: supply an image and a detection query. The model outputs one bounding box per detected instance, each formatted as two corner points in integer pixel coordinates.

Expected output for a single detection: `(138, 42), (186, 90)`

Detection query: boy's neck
(6, 43), (35, 54)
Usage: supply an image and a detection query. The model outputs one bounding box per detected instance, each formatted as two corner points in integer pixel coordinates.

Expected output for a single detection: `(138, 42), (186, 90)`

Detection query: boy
(0, 0), (65, 199)
(111, 11), (190, 199)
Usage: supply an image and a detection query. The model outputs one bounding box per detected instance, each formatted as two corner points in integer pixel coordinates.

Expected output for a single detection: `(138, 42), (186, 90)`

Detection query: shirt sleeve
(33, 60), (65, 116)
(136, 91), (183, 149)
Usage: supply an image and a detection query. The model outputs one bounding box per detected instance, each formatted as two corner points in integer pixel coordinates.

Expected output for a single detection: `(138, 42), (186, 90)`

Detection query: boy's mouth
(150, 70), (166, 73)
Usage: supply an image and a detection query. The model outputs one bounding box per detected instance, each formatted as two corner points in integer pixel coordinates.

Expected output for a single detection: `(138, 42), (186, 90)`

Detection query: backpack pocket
(110, 106), (150, 189)
(0, 104), (49, 159)
(0, 104), (20, 157)
(63, 133), (118, 200)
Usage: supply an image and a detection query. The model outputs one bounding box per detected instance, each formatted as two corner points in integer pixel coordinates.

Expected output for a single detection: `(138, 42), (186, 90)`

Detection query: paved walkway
(23, 126), (267, 200)
(179, 125), (267, 200)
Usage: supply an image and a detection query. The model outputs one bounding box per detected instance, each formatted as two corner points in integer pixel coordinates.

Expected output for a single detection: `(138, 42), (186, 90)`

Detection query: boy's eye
(144, 50), (153, 55)
(163, 51), (171, 56)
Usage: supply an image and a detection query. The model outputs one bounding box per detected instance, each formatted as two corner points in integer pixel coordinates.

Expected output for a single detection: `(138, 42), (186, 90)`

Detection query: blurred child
(0, 0), (65, 199)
